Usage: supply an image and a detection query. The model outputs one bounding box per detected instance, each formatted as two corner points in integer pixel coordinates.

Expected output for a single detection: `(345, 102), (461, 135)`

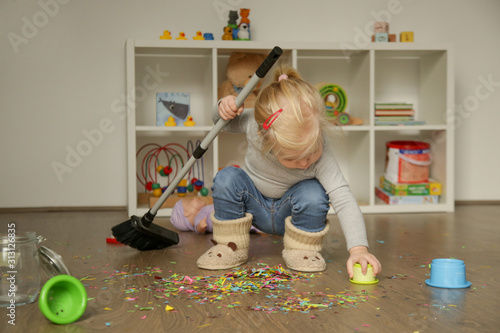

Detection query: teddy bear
(217, 52), (266, 108)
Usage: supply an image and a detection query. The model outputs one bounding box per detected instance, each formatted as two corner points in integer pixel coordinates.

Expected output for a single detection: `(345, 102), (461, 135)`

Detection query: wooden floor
(1, 205), (499, 332)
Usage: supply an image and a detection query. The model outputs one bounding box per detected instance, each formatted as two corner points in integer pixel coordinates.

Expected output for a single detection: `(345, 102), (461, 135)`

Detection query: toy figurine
(239, 8), (250, 24)
(227, 10), (238, 28)
(164, 117), (177, 127)
(222, 26), (233, 40)
(176, 32), (187, 40)
(193, 31), (205, 40)
(237, 22), (250, 40)
(232, 8), (251, 40)
(184, 116), (195, 126)
(160, 30), (172, 40)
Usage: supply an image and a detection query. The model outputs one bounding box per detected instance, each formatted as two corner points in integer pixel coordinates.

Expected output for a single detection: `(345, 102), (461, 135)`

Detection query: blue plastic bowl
(425, 258), (471, 289)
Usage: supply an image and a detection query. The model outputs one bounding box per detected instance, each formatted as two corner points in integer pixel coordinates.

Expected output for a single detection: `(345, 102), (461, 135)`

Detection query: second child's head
(254, 66), (328, 169)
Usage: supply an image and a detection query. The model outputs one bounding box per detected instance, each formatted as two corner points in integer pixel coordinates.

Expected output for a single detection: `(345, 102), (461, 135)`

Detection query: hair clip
(278, 74), (288, 81)
(263, 108), (283, 130)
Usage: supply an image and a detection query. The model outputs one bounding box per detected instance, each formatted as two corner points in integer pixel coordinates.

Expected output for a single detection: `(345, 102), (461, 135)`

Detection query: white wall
(1, 0), (499, 208)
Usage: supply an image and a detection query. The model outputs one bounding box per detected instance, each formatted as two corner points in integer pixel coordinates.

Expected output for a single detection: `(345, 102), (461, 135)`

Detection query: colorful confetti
(82, 264), (377, 316)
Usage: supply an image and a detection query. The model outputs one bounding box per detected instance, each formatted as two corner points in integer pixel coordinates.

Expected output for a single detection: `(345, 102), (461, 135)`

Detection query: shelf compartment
(373, 129), (449, 209)
(374, 49), (448, 126)
(134, 133), (215, 208)
(297, 49), (370, 125)
(134, 52), (213, 127)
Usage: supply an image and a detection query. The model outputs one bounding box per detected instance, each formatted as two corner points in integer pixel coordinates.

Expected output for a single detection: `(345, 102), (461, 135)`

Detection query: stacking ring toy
(317, 83), (348, 118)
(39, 275), (87, 325)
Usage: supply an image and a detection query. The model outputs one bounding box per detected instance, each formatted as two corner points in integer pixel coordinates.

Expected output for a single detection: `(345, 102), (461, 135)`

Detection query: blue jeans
(211, 166), (330, 235)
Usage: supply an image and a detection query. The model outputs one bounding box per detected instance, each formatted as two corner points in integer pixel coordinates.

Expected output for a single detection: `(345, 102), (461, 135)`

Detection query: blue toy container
(425, 258), (471, 289)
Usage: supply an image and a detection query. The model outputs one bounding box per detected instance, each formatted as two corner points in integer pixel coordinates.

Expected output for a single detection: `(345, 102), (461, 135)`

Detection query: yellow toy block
(400, 31), (414, 42)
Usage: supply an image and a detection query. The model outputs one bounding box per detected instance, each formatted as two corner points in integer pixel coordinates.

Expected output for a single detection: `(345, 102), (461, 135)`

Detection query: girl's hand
(219, 95), (244, 120)
(346, 246), (381, 279)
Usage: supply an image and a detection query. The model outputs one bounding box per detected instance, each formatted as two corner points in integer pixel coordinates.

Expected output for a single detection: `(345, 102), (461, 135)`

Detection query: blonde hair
(254, 65), (331, 160)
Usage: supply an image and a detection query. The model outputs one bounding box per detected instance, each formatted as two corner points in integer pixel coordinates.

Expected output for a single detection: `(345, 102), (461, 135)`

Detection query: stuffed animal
(218, 52), (266, 108)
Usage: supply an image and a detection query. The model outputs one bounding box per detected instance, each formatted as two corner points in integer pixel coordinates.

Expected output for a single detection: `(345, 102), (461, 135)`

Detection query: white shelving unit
(126, 39), (454, 216)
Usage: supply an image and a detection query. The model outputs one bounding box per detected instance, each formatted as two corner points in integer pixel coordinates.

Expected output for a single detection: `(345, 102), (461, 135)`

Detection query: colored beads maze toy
(137, 140), (208, 198)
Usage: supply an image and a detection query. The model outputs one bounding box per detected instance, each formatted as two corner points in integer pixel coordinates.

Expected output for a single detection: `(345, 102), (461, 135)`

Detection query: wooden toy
(371, 33), (397, 42)
(374, 22), (389, 33)
(137, 140), (208, 203)
(316, 82), (363, 126)
(401, 31), (414, 42)
(177, 179), (188, 197)
(152, 183), (162, 197)
(375, 33), (389, 42)
(159, 30), (172, 40)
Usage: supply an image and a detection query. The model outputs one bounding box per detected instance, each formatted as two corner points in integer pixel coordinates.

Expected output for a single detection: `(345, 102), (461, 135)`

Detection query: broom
(112, 46), (283, 251)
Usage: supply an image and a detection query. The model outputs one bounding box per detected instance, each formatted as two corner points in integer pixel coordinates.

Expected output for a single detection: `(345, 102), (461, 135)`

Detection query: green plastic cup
(39, 275), (87, 324)
(350, 263), (379, 285)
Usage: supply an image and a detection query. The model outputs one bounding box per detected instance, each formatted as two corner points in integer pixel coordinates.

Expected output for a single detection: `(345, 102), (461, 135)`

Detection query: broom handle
(150, 46), (283, 215)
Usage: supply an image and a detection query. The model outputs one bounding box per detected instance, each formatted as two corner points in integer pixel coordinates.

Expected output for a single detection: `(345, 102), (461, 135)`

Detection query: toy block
(374, 22), (389, 33)
(375, 33), (389, 42)
(388, 34), (396, 42)
(400, 31), (414, 42)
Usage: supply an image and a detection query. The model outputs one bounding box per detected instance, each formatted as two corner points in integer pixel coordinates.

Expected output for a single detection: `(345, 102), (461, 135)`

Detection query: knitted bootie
(282, 216), (330, 272)
(197, 212), (253, 270)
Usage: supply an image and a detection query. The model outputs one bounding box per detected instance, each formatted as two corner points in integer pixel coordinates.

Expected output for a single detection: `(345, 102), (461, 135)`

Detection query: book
(156, 92), (190, 126)
(375, 103), (413, 109)
(375, 116), (415, 121)
(375, 110), (415, 116)
(375, 120), (426, 126)
(380, 176), (442, 196)
(375, 187), (439, 205)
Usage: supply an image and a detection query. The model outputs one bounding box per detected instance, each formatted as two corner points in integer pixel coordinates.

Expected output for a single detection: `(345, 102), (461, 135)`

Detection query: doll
(171, 198), (259, 234)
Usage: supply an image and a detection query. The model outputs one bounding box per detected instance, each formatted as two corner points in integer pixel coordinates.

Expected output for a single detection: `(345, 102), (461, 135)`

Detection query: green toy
(39, 275), (87, 325)
(316, 82), (363, 126)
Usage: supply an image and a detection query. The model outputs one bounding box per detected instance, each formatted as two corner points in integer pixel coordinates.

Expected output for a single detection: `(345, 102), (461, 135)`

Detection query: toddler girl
(197, 66), (381, 277)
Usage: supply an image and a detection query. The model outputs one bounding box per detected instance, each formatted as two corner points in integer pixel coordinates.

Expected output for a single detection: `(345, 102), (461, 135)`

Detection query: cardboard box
(375, 187), (439, 205)
(380, 176), (442, 196)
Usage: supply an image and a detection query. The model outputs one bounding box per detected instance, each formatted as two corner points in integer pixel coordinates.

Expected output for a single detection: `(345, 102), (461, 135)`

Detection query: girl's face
(276, 145), (323, 170)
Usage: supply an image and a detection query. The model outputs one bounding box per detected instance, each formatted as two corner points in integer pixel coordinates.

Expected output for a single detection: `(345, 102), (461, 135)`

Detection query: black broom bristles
(111, 212), (179, 251)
